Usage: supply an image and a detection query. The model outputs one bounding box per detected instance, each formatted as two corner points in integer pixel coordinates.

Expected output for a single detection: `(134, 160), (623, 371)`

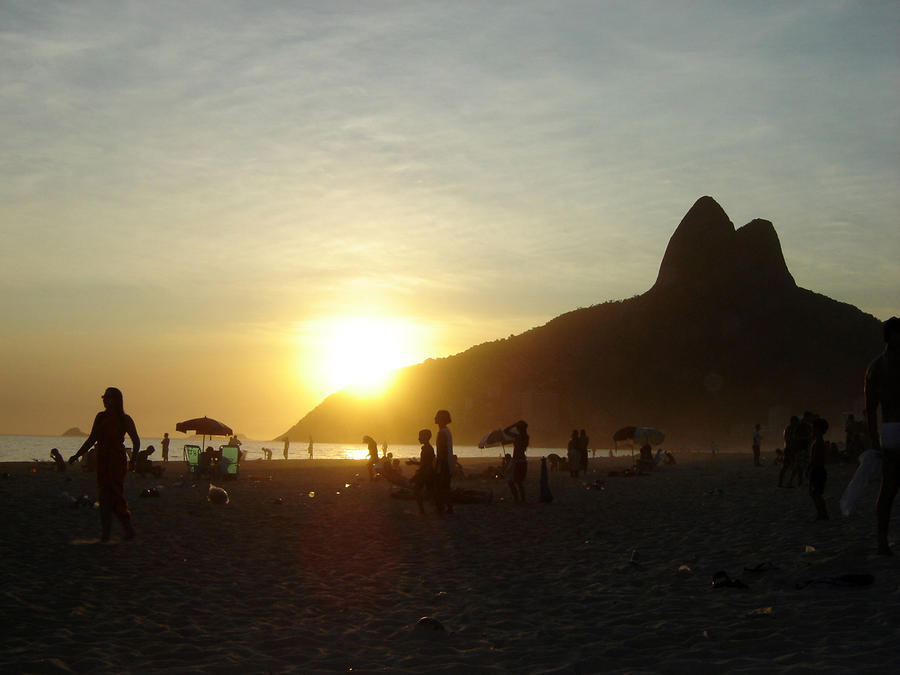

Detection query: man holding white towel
(866, 317), (900, 555)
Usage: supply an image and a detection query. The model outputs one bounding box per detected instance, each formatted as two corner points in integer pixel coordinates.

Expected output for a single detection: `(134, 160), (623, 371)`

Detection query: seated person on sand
(199, 446), (217, 477)
(379, 456), (407, 487)
(134, 446), (164, 477)
(50, 448), (67, 472)
(637, 444), (655, 472)
(453, 455), (466, 480)
(546, 453), (562, 472)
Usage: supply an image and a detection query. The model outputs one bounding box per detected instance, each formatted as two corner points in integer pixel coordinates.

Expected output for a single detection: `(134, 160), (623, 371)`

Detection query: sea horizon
(0, 433), (714, 465)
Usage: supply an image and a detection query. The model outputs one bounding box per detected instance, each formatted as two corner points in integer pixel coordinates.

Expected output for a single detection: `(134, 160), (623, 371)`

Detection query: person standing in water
(866, 317), (900, 555)
(282, 436), (290, 460)
(68, 387), (139, 541)
(161, 432), (170, 463)
(308, 437), (314, 459)
(434, 410), (454, 514)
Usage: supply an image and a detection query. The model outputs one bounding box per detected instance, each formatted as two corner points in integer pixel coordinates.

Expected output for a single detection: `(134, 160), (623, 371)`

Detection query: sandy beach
(2, 453), (897, 674)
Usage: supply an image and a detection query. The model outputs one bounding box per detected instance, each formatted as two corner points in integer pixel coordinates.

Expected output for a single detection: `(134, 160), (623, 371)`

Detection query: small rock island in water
(61, 427), (88, 437)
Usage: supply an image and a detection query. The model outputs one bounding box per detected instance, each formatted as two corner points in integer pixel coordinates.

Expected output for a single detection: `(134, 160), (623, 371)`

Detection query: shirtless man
(866, 317), (900, 555)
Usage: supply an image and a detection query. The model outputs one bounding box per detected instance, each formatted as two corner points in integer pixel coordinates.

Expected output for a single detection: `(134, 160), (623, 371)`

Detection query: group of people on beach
(364, 414), (533, 512)
(58, 317), (900, 553)
(369, 409), (457, 514)
(566, 428), (590, 477)
(752, 317), (899, 550)
(771, 411), (831, 520)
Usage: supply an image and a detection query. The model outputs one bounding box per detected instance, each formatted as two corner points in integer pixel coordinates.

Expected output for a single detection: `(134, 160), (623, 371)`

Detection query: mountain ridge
(281, 197), (882, 448)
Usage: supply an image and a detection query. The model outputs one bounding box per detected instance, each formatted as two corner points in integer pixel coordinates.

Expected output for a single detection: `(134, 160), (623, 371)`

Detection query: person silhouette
(808, 417), (830, 520)
(412, 429), (435, 514)
(68, 387), (139, 541)
(50, 448), (66, 472)
(752, 424), (762, 466)
(505, 420), (529, 503)
(434, 410), (454, 514)
(567, 429), (579, 477)
(578, 429), (589, 474)
(866, 317), (900, 555)
(364, 435), (379, 481)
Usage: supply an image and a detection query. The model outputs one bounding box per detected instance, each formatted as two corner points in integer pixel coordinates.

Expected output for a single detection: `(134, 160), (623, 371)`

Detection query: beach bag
(840, 449), (882, 517)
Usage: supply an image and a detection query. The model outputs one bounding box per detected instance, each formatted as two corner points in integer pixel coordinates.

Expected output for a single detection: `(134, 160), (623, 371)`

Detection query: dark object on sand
(539, 457), (553, 503)
(208, 484), (229, 504)
(795, 573), (874, 590)
(712, 571), (748, 589)
(415, 617), (445, 632)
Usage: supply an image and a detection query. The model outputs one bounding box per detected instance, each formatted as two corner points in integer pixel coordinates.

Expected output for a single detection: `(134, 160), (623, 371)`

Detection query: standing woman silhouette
(69, 387), (139, 541)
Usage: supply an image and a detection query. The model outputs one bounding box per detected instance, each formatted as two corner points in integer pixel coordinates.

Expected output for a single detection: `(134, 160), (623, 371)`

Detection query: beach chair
(219, 445), (240, 479)
(183, 444), (201, 475)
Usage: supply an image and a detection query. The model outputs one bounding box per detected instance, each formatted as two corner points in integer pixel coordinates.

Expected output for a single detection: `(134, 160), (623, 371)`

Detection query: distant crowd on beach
(45, 317), (900, 553)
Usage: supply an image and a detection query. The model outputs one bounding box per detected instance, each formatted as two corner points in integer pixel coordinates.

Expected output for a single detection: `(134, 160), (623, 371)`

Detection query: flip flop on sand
(712, 571), (748, 589)
(794, 573), (874, 590)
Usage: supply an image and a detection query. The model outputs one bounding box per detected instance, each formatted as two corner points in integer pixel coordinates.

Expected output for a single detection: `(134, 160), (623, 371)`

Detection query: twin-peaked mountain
(282, 197), (882, 448)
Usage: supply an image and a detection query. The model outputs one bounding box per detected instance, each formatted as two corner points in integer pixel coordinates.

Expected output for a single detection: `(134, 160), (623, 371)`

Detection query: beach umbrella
(612, 426), (665, 465)
(175, 416), (233, 453)
(477, 428), (517, 450)
(612, 426), (664, 446)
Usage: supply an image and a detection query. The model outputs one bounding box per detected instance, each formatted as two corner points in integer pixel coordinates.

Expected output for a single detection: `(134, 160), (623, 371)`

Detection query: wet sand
(1, 454), (896, 673)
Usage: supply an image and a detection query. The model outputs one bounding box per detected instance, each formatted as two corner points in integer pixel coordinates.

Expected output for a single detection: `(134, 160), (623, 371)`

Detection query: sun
(311, 317), (420, 396)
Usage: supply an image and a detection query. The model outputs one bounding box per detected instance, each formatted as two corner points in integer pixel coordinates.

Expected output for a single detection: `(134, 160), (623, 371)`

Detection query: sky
(1, 1), (898, 439)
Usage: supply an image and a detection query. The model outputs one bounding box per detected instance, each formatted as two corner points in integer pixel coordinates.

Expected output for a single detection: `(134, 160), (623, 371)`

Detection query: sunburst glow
(304, 317), (422, 396)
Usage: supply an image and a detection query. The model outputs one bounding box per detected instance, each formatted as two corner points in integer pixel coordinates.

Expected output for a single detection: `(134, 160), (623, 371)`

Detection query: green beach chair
(183, 444), (201, 475)
(219, 445), (240, 479)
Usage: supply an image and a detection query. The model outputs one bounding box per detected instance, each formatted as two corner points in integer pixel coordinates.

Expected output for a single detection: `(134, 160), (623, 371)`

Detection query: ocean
(0, 434), (574, 464)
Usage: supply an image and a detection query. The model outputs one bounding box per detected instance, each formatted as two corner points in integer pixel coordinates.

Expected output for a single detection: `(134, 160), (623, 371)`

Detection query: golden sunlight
(302, 317), (423, 397)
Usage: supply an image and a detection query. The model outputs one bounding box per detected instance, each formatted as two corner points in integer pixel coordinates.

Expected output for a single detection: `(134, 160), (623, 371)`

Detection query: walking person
(866, 317), (900, 555)
(434, 410), (454, 514)
(68, 387), (139, 542)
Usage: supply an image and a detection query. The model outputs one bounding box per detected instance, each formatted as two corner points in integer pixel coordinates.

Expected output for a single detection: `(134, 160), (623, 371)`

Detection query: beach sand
(1, 453), (896, 673)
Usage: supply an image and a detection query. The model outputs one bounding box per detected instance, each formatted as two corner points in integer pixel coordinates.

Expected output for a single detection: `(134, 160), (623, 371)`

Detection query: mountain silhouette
(282, 197), (882, 449)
